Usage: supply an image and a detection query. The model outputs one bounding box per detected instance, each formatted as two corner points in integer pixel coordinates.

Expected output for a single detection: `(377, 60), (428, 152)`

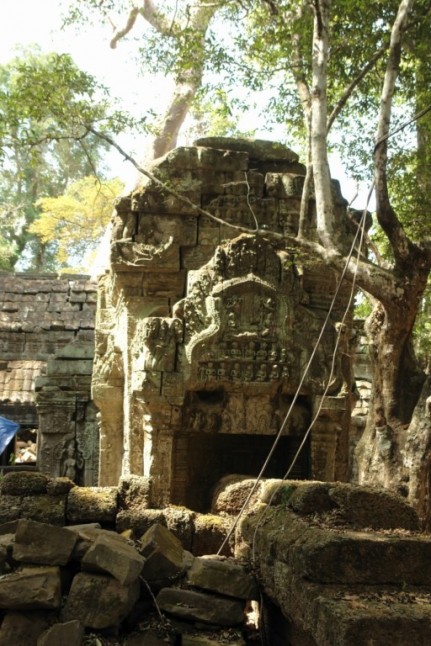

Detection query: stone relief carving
(132, 317), (183, 374)
(61, 442), (84, 481)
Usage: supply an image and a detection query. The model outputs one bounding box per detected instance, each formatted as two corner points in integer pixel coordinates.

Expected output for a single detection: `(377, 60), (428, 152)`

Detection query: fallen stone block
(0, 543), (8, 572)
(19, 493), (66, 525)
(62, 572), (140, 629)
(139, 523), (185, 582)
(0, 494), (22, 523)
(182, 636), (246, 646)
(46, 477), (76, 496)
(67, 526), (113, 561)
(156, 588), (245, 626)
(13, 519), (77, 565)
(118, 475), (152, 510)
(82, 531), (145, 584)
(0, 566), (62, 610)
(124, 630), (174, 645)
(117, 506), (194, 549)
(67, 486), (118, 524)
(0, 471), (49, 495)
(37, 619), (84, 646)
(192, 514), (233, 557)
(187, 556), (259, 600)
(0, 611), (52, 646)
(0, 519), (19, 534)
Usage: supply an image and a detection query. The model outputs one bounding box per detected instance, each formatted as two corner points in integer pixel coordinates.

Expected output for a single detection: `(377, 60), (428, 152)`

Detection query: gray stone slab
(156, 588), (245, 626)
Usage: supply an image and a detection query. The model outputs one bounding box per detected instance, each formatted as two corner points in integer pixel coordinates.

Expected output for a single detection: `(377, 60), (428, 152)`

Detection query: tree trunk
(355, 257), (429, 496)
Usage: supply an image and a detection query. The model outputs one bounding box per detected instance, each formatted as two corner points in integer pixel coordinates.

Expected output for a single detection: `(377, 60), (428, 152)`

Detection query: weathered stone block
(67, 486), (118, 524)
(0, 567), (62, 610)
(0, 494), (22, 523)
(0, 611), (52, 646)
(197, 147), (249, 172)
(156, 588), (245, 626)
(327, 482), (420, 530)
(154, 146), (200, 171)
(82, 532), (145, 584)
(46, 477), (75, 496)
(62, 572), (140, 629)
(211, 476), (265, 515)
(192, 514), (233, 557)
(19, 494), (67, 525)
(46, 357), (93, 376)
(187, 556), (259, 600)
(56, 341), (94, 359)
(1, 471), (49, 495)
(118, 475), (152, 510)
(138, 523), (185, 582)
(37, 620), (84, 646)
(13, 519), (77, 565)
(182, 636), (245, 646)
(194, 137), (299, 163)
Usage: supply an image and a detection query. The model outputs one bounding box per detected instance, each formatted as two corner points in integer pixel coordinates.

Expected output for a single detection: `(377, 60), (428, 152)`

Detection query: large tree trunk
(355, 257), (429, 499)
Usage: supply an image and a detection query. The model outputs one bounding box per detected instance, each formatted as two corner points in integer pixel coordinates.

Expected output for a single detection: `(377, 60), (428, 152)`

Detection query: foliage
(0, 47), (135, 270)
(30, 176), (124, 269)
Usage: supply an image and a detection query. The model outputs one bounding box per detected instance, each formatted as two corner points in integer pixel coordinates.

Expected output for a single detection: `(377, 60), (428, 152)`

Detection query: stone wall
(0, 273), (98, 484)
(93, 138), (356, 508)
(238, 480), (431, 645)
(0, 472), (429, 645)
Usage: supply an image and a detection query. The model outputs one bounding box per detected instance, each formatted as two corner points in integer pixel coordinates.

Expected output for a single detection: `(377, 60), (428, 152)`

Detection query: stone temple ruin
(4, 140), (431, 645)
(0, 139), (359, 506)
(92, 138), (356, 510)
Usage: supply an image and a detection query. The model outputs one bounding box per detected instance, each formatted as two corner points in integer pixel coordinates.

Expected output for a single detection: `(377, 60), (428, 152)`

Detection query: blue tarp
(0, 416), (20, 455)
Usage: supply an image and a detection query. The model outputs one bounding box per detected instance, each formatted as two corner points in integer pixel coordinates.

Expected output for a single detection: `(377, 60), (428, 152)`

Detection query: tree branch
(138, 0), (181, 36)
(374, 0), (414, 264)
(110, 7), (139, 48)
(327, 45), (387, 131)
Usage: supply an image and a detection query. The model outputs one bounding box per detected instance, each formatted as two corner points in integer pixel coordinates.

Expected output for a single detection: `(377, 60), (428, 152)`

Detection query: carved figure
(243, 364), (254, 382)
(245, 341), (256, 361)
(62, 443), (83, 481)
(231, 362), (241, 381)
(256, 364), (268, 382)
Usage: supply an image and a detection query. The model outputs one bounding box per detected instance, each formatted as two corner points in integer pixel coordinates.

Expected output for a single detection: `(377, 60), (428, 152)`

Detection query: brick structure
(0, 273), (98, 484)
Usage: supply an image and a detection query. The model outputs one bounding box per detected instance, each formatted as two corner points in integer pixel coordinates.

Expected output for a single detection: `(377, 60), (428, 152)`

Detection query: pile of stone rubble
(0, 517), (259, 645)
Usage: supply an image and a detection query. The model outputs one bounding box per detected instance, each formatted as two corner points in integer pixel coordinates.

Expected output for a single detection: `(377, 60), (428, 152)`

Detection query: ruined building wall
(0, 273), (98, 484)
(93, 138), (356, 510)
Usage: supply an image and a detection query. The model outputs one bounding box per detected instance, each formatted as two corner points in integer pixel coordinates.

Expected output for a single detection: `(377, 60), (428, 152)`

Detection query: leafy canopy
(0, 47), (134, 270)
(30, 176), (124, 269)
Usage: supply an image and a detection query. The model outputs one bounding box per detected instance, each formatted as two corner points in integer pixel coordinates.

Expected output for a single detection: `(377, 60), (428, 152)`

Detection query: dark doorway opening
(172, 433), (310, 512)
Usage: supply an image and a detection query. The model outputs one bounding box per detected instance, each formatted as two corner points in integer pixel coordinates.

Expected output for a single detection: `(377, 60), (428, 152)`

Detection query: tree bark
(310, 0), (339, 251)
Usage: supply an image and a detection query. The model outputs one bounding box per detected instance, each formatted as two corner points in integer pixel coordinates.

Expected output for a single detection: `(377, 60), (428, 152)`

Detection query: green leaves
(0, 47), (132, 270)
(31, 176), (124, 269)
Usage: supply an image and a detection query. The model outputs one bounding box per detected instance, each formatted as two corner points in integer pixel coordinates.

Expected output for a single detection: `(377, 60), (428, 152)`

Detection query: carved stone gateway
(93, 138), (355, 509)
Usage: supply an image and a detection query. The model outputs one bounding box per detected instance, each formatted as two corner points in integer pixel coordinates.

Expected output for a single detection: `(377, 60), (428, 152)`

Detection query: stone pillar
(92, 383), (124, 486)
